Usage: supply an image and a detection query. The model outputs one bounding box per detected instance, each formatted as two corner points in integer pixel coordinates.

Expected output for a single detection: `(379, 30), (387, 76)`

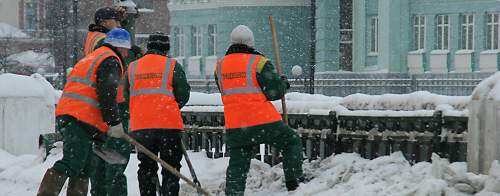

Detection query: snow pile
(471, 71), (500, 101)
(341, 91), (469, 111)
(3, 145), (500, 195)
(185, 91), (470, 116)
(0, 73), (56, 106)
(0, 23), (30, 38)
(6, 50), (55, 67)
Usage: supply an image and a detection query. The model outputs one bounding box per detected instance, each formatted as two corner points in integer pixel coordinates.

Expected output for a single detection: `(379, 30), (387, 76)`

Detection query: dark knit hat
(94, 7), (120, 25)
(147, 32), (170, 52)
(130, 45), (141, 56)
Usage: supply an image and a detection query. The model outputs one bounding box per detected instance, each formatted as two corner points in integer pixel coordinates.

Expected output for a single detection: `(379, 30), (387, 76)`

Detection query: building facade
(168, 0), (313, 76)
(4, 0), (500, 78)
(352, 0), (500, 74)
(169, 0), (500, 77)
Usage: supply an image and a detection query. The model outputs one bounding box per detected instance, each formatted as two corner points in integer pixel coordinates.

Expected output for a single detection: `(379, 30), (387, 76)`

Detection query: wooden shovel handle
(122, 134), (211, 196)
(269, 14), (288, 124)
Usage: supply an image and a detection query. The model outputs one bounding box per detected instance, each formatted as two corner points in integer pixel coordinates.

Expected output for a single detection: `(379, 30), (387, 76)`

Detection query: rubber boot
(67, 177), (89, 196)
(285, 179), (299, 191)
(37, 168), (68, 196)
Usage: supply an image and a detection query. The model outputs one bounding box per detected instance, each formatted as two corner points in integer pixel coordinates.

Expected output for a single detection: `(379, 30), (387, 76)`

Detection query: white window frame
(370, 17), (378, 53)
(193, 26), (202, 56)
(461, 14), (474, 50)
(414, 15), (426, 50)
(176, 27), (185, 57)
(486, 13), (500, 50)
(208, 25), (217, 56)
(436, 14), (450, 50)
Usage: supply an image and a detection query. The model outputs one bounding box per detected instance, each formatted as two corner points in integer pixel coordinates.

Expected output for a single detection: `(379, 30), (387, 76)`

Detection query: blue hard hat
(105, 28), (131, 49)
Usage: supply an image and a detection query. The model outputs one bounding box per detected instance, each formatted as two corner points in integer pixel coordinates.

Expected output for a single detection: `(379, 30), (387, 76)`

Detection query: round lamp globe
(292, 65), (302, 76)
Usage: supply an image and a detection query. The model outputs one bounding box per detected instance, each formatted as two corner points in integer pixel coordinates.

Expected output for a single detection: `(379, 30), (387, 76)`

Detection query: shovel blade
(94, 146), (127, 164)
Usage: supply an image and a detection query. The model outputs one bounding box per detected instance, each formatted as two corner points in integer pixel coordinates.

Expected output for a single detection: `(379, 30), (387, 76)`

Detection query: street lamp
(292, 65), (314, 94)
(292, 65), (302, 76)
(292, 65), (307, 93)
(114, 0), (140, 45)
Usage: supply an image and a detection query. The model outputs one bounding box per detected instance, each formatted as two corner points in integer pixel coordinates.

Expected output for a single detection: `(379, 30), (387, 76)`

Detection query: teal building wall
(169, 0), (500, 75)
(350, 0), (500, 73)
(315, 0), (340, 72)
(169, 2), (311, 76)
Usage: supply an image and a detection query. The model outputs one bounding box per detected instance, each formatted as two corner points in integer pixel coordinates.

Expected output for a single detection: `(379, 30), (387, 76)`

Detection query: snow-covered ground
(3, 72), (500, 195)
(2, 142), (500, 196)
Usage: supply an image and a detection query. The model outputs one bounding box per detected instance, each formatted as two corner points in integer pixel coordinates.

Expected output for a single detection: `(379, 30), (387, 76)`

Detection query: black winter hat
(130, 45), (141, 56)
(94, 7), (120, 25)
(147, 32), (170, 52)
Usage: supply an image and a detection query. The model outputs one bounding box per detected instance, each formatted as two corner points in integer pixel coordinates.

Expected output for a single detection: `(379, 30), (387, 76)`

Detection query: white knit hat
(230, 25), (254, 47)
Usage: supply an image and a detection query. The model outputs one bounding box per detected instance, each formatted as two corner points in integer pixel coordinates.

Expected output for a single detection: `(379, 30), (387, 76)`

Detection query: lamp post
(292, 65), (314, 94)
(73, 0), (78, 66)
(114, 0), (140, 45)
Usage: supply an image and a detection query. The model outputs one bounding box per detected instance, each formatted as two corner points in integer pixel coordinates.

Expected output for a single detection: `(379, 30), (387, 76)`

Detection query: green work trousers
(91, 104), (131, 196)
(225, 121), (303, 196)
(52, 116), (97, 178)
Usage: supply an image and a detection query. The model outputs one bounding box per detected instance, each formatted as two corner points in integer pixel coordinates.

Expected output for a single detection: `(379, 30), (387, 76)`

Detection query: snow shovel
(93, 145), (128, 164)
(181, 140), (203, 196)
(269, 14), (289, 125)
(122, 134), (211, 196)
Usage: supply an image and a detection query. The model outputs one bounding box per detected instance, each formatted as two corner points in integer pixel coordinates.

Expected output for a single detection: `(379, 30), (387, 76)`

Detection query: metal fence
(180, 110), (468, 166)
(188, 72), (494, 96)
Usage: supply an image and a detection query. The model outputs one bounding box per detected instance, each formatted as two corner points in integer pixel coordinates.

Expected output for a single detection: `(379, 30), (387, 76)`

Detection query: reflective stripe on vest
(85, 32), (106, 56)
(65, 51), (112, 90)
(217, 54), (262, 96)
(60, 92), (100, 109)
(129, 58), (175, 97)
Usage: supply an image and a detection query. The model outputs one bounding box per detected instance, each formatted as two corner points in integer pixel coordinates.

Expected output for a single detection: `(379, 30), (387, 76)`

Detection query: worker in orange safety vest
(37, 28), (130, 196)
(124, 32), (191, 196)
(215, 25), (304, 195)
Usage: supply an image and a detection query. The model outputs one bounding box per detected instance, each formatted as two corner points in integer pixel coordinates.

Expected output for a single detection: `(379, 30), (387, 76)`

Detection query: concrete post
(468, 95), (500, 174)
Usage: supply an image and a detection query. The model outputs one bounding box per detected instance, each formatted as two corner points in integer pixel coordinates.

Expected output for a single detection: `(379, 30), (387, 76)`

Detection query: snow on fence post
(467, 99), (485, 174)
(468, 72), (500, 174)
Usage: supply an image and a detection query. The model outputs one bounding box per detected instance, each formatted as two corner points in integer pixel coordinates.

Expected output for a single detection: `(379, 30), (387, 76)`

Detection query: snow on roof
(0, 73), (56, 105)
(0, 23), (30, 38)
(6, 50), (54, 66)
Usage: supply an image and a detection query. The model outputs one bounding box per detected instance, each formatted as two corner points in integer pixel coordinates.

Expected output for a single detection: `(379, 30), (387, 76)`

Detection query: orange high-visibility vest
(56, 47), (123, 132)
(216, 53), (283, 129)
(85, 31), (106, 56)
(128, 54), (183, 131)
(117, 73), (126, 103)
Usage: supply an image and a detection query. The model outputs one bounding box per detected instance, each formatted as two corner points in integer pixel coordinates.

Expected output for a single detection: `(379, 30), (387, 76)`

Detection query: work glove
(281, 76), (291, 89)
(107, 123), (124, 138)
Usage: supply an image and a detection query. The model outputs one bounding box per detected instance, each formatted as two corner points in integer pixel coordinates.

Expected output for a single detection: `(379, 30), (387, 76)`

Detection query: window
(413, 15), (426, 50)
(193, 26), (202, 56)
(25, 5), (38, 30)
(461, 14), (474, 50)
(436, 15), (450, 50)
(486, 13), (500, 50)
(370, 17), (378, 53)
(175, 27), (185, 57)
(208, 25), (217, 56)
